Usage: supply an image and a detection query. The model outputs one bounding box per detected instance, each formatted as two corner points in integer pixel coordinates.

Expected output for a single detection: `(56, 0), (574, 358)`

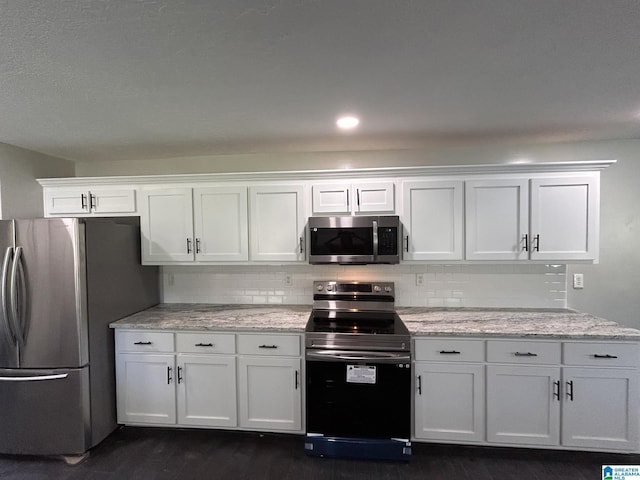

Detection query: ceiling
(1, 0), (640, 163)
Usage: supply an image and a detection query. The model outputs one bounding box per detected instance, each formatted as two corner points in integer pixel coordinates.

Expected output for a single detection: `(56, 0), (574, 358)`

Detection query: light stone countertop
(110, 304), (640, 340)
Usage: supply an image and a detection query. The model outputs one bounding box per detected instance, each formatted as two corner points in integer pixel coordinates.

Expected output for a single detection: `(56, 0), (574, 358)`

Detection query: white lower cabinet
(115, 330), (303, 434)
(414, 362), (484, 442)
(176, 354), (237, 427)
(486, 365), (561, 446)
(413, 337), (639, 453)
(116, 353), (177, 425)
(237, 356), (302, 431)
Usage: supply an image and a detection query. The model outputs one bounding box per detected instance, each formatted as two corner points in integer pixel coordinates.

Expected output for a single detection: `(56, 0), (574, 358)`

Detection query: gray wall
(74, 138), (640, 328)
(0, 143), (74, 219)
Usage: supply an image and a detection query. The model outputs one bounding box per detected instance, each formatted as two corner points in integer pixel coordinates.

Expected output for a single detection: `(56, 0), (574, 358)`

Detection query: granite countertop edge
(109, 304), (640, 340)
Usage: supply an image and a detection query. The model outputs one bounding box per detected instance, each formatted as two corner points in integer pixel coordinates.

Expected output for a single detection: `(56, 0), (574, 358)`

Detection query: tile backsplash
(161, 264), (567, 309)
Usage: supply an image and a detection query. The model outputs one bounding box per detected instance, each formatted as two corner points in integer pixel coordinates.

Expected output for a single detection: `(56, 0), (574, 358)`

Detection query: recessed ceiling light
(336, 115), (360, 130)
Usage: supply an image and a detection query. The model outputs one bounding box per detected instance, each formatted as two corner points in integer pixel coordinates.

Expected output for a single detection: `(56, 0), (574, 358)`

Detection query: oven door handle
(306, 350), (410, 364)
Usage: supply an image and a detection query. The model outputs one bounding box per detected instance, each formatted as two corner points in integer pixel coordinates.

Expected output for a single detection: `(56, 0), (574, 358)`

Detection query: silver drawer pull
(514, 352), (538, 357)
(259, 344), (279, 349)
(134, 341), (152, 345)
(439, 350), (461, 355)
(593, 354), (618, 359)
(195, 343), (214, 347)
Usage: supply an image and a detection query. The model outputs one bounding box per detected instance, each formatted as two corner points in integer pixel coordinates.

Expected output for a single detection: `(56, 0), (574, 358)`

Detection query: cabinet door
(237, 356), (302, 432)
(402, 181), (464, 260)
(530, 175), (599, 261)
(140, 188), (195, 263)
(90, 189), (136, 214)
(176, 354), (237, 428)
(43, 188), (89, 215)
(193, 187), (249, 261)
(486, 365), (560, 446)
(465, 179), (529, 260)
(353, 181), (395, 213)
(562, 367), (638, 451)
(311, 183), (350, 214)
(116, 353), (176, 425)
(414, 363), (484, 442)
(249, 185), (306, 262)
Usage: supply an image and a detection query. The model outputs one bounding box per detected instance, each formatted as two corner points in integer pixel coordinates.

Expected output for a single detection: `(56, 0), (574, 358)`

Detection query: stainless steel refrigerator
(0, 217), (159, 456)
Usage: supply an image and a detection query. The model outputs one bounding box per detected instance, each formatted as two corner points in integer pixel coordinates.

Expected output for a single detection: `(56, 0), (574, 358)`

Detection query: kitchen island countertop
(110, 304), (640, 340)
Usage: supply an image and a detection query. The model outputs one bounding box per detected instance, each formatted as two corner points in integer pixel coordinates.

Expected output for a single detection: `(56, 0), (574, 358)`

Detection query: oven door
(305, 350), (411, 439)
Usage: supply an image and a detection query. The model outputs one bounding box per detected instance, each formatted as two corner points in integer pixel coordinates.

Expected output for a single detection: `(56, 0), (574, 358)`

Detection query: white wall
(0, 143), (74, 219)
(75, 138), (640, 328)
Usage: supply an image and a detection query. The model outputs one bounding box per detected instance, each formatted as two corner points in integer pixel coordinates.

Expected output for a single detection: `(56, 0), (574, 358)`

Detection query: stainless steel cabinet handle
(566, 380), (574, 401)
(346, 190), (349, 209)
(134, 341), (152, 345)
(81, 193), (88, 210)
(259, 344), (278, 349)
(417, 375), (422, 395)
(195, 342), (213, 347)
(89, 193), (96, 210)
(593, 354), (618, 359)
(522, 234), (529, 252)
(186, 238), (193, 254)
(177, 366), (183, 384)
(295, 370), (299, 390)
(356, 188), (361, 206)
(439, 350), (461, 355)
(167, 366), (173, 384)
(514, 352), (538, 357)
(195, 238), (201, 254)
(299, 237), (304, 254)
(553, 380), (560, 400)
(404, 235), (409, 252)
(534, 234), (540, 252)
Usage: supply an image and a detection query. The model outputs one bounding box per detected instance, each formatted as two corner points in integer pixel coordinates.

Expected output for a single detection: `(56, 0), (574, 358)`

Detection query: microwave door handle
(372, 220), (378, 260)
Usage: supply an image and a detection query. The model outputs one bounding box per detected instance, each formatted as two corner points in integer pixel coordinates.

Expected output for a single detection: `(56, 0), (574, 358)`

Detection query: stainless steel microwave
(308, 215), (401, 264)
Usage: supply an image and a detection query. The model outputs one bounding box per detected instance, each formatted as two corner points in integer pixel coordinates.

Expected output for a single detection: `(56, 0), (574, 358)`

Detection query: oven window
(306, 361), (411, 439)
(310, 227), (373, 255)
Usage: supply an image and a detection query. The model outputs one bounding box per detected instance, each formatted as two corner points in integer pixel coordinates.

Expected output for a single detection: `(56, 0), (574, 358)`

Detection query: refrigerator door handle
(0, 373), (69, 382)
(9, 246), (27, 346)
(1, 247), (17, 344)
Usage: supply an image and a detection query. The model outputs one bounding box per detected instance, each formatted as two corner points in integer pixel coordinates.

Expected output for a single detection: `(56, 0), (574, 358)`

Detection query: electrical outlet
(416, 273), (425, 286)
(284, 273), (293, 286)
(573, 273), (584, 289)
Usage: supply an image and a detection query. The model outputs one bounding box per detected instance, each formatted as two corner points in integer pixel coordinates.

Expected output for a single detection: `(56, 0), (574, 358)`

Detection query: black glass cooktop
(306, 310), (407, 335)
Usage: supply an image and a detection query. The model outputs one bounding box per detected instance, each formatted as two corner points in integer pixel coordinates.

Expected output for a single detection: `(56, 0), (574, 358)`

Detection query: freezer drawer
(0, 366), (91, 455)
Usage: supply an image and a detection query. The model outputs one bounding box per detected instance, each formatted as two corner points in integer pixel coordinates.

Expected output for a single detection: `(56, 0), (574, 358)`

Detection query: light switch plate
(573, 273), (584, 289)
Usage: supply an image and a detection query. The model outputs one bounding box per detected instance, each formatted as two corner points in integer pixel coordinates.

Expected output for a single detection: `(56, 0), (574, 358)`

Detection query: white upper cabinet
(529, 175), (599, 261)
(193, 187), (249, 262)
(465, 179), (529, 260)
(311, 181), (395, 215)
(466, 175), (599, 261)
(140, 187), (249, 264)
(43, 187), (136, 216)
(249, 185), (306, 262)
(401, 180), (464, 260)
(140, 188), (195, 263)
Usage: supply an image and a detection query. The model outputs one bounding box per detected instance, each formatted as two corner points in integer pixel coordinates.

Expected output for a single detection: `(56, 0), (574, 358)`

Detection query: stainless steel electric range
(304, 280), (412, 462)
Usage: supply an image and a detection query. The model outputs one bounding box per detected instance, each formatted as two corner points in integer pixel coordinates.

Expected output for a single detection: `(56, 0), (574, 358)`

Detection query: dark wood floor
(0, 427), (637, 480)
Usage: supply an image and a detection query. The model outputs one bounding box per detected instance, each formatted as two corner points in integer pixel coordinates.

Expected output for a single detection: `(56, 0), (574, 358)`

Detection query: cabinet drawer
(563, 342), (639, 367)
(414, 338), (484, 362)
(115, 330), (174, 352)
(487, 340), (560, 364)
(176, 332), (236, 354)
(237, 334), (300, 356)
